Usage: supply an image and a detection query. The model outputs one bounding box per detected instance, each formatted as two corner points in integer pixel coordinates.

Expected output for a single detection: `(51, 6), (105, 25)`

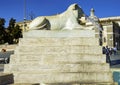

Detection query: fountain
(4, 3), (117, 85)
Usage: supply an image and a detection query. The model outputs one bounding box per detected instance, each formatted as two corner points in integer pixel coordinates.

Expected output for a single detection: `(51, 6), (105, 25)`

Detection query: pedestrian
(109, 47), (113, 55)
(113, 46), (117, 55)
(105, 46), (111, 63)
(102, 46), (106, 54)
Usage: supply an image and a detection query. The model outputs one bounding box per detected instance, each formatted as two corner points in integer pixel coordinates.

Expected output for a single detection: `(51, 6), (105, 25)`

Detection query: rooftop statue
(29, 3), (87, 30)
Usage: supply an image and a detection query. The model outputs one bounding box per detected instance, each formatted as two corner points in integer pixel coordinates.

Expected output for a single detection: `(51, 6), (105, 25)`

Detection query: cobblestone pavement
(110, 51), (120, 68)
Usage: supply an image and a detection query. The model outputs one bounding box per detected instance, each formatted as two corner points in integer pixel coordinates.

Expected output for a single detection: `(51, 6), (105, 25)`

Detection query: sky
(0, 0), (120, 27)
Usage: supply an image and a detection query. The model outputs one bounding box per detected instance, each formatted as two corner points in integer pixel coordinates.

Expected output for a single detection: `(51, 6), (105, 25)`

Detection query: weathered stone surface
(16, 45), (102, 54)
(9, 83), (118, 85)
(9, 83), (39, 85)
(4, 63), (109, 73)
(14, 72), (113, 83)
(19, 37), (99, 46)
(23, 30), (95, 38)
(9, 54), (106, 64)
(4, 30), (117, 85)
(29, 4), (86, 30)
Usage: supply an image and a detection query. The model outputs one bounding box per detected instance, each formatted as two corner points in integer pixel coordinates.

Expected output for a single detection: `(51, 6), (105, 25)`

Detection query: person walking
(105, 46), (111, 64)
(113, 46), (117, 55)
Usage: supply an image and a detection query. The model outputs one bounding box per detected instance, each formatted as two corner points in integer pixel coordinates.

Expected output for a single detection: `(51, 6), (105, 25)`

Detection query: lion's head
(67, 3), (85, 18)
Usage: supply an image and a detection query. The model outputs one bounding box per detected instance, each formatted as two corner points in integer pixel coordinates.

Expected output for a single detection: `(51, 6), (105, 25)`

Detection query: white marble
(29, 3), (88, 30)
(23, 30), (95, 38)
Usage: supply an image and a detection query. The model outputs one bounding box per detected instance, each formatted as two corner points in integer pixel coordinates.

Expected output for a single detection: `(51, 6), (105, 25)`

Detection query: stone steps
(13, 72), (113, 84)
(0, 73), (13, 84)
(4, 63), (109, 73)
(9, 83), (118, 85)
(19, 37), (99, 46)
(4, 30), (116, 84)
(15, 45), (102, 54)
(9, 83), (39, 85)
(10, 54), (106, 64)
(23, 30), (95, 38)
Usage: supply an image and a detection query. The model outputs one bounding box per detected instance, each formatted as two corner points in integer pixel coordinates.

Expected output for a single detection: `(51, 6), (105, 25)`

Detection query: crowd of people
(102, 46), (117, 64)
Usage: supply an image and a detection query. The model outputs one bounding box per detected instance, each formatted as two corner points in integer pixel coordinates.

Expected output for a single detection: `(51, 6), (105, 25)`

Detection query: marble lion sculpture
(29, 3), (86, 30)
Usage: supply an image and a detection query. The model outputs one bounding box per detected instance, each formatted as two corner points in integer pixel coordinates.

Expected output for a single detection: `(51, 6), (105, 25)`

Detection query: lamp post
(109, 36), (113, 47)
(24, 0), (26, 31)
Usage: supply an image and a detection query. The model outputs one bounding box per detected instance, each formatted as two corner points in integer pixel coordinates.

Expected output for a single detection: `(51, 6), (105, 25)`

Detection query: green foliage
(7, 18), (23, 44)
(8, 18), (16, 32)
(0, 18), (6, 44)
(0, 18), (5, 27)
(0, 17), (23, 44)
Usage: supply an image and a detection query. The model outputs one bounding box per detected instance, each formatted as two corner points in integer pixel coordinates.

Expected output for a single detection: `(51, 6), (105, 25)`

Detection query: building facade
(100, 17), (120, 49)
(15, 20), (31, 32)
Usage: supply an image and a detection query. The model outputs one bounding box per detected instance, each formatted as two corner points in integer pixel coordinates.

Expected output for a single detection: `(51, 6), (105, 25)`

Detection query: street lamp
(24, 0), (27, 31)
(109, 36), (113, 47)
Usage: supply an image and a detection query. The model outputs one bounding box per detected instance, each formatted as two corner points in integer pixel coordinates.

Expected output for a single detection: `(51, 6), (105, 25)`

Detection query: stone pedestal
(4, 30), (117, 85)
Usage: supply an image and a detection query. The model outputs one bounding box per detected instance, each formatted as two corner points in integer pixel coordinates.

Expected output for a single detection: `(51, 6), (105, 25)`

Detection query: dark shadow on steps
(0, 73), (14, 85)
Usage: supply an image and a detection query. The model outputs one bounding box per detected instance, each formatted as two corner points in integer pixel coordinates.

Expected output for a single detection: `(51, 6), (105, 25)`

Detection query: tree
(0, 18), (6, 44)
(0, 18), (23, 44)
(7, 18), (16, 32)
(7, 18), (16, 44)
(7, 18), (22, 44)
(13, 25), (23, 43)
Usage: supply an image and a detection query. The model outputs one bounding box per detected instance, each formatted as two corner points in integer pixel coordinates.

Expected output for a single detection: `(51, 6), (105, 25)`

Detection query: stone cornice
(99, 16), (120, 22)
